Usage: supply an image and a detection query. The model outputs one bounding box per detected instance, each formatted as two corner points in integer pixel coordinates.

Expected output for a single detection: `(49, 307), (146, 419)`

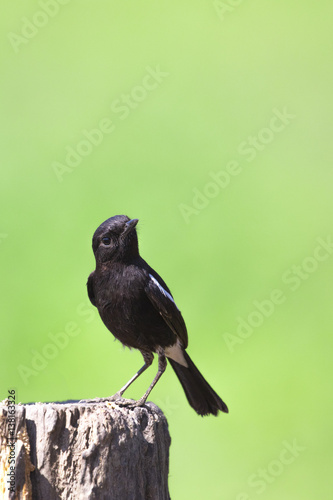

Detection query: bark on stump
(0, 398), (171, 500)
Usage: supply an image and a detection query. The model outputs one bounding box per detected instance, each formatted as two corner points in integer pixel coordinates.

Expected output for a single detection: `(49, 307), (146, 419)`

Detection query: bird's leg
(111, 350), (154, 400)
(133, 349), (167, 407)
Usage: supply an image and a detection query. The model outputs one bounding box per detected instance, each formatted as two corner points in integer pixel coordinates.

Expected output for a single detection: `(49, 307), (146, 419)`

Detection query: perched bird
(87, 215), (228, 416)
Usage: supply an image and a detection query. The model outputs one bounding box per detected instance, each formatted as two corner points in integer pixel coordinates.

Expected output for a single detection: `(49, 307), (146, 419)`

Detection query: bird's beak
(123, 218), (139, 235)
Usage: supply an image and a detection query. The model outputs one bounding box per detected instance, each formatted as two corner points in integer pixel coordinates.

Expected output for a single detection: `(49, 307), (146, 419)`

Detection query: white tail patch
(165, 342), (188, 367)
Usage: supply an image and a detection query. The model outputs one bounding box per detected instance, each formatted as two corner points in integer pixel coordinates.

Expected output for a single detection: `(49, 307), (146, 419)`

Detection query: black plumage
(87, 215), (228, 416)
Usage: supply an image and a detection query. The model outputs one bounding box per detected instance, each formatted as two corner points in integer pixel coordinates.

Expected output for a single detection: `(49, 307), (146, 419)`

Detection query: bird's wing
(87, 272), (97, 307)
(145, 273), (188, 348)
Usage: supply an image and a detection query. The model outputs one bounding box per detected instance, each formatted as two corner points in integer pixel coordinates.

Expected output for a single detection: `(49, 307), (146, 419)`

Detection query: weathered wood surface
(0, 398), (171, 500)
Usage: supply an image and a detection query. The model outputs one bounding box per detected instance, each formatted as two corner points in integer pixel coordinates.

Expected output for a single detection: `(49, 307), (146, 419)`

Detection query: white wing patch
(149, 275), (188, 366)
(149, 274), (179, 309)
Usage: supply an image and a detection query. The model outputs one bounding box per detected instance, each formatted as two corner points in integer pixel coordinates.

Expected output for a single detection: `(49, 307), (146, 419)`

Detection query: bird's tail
(167, 350), (228, 416)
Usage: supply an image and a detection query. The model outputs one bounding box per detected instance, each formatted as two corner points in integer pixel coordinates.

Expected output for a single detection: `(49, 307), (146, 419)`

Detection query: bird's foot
(79, 394), (131, 405)
(109, 394), (146, 409)
(108, 392), (123, 402)
(79, 397), (112, 404)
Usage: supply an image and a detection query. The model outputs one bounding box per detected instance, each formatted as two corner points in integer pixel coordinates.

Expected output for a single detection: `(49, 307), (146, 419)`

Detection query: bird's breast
(94, 264), (176, 350)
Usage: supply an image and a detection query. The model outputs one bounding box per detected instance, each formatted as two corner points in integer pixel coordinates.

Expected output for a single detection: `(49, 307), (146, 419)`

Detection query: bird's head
(92, 215), (139, 264)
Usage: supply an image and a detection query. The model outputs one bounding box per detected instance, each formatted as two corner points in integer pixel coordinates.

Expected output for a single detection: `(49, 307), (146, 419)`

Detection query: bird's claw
(110, 395), (146, 409)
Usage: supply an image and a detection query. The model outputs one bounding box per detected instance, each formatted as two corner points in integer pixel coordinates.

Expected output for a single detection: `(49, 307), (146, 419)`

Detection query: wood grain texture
(0, 399), (171, 500)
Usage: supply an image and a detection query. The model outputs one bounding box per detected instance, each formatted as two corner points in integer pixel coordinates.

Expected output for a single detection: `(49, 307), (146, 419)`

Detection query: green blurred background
(1, 1), (333, 498)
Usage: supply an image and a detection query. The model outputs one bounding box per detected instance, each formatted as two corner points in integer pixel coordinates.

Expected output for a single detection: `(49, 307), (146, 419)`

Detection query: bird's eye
(102, 237), (111, 245)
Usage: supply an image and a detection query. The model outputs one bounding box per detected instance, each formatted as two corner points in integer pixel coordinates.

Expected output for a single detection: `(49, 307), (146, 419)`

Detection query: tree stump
(0, 398), (171, 500)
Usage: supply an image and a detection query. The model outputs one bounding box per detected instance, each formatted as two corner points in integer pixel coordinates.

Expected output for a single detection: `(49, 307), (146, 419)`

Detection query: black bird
(87, 215), (228, 416)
